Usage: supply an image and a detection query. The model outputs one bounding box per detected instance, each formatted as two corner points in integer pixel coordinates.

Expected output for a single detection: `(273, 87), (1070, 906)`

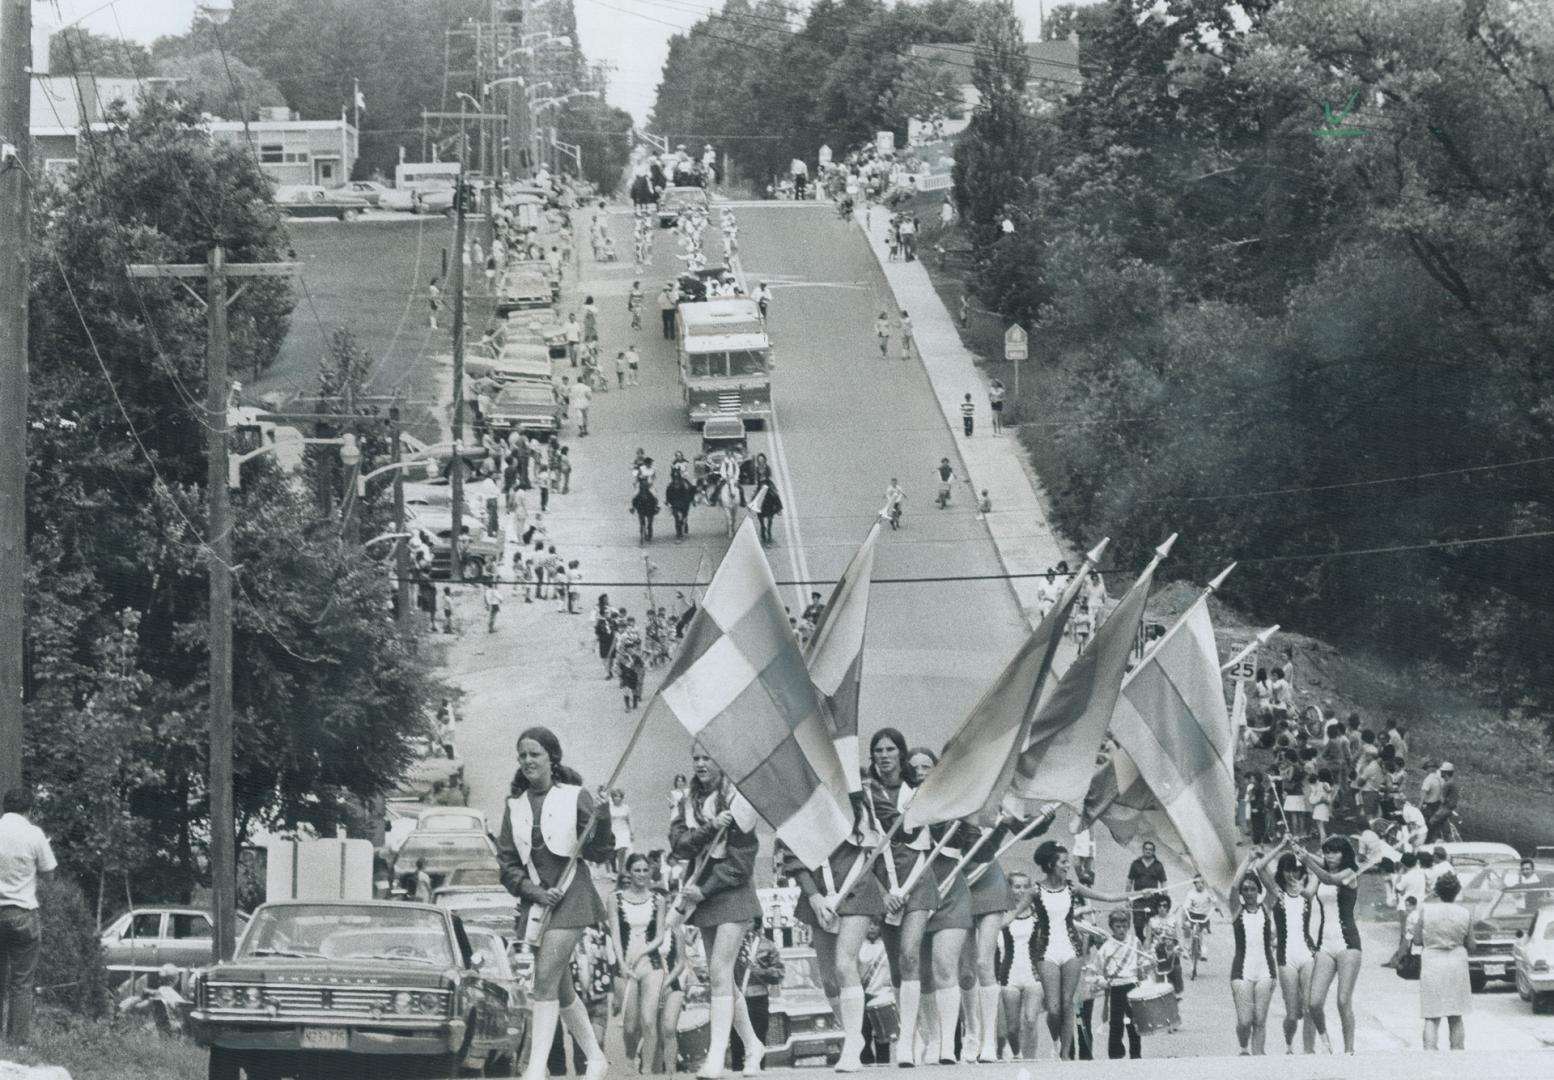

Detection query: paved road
(426, 198), (1554, 1062)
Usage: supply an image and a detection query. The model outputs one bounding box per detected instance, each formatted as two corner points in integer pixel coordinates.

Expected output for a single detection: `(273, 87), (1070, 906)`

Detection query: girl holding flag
(670, 744), (768, 1078)
(1226, 854), (1279, 1055)
(495, 727), (616, 1080)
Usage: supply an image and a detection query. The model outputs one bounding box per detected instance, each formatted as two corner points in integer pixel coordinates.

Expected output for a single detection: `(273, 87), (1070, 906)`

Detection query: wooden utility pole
(389, 404), (414, 630)
(0, 0), (33, 794)
(449, 170), (469, 583)
(127, 249), (299, 964)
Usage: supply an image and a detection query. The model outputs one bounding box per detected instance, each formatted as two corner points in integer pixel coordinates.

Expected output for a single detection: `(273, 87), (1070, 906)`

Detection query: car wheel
(482, 1052), (515, 1077)
(1535, 992), (1554, 1015)
(1516, 968), (1533, 1001)
(1469, 969), (1488, 993)
(341, 209), (361, 222)
(207, 1047), (241, 1080)
(461, 555), (486, 580)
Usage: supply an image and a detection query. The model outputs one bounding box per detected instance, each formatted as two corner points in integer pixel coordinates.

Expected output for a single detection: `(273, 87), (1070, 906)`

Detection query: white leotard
(1278, 890), (1313, 968)
(619, 892), (656, 963)
(1005, 916), (1039, 989)
(1036, 884), (1079, 966)
(1236, 909), (1274, 983)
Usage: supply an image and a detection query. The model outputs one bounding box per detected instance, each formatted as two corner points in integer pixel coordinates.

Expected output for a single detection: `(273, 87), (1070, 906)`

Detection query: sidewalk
(855, 207), (1073, 626)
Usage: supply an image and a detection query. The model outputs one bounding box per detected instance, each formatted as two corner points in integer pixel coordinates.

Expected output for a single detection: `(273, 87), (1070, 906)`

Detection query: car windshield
(450, 867), (502, 887)
(1490, 888), (1554, 919)
(398, 833), (490, 857)
(240, 905), (455, 965)
(465, 931), (515, 979)
(781, 953), (824, 993)
(419, 814), (483, 832)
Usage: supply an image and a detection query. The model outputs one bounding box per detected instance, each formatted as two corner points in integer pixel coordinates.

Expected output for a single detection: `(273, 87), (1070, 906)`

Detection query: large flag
(647, 518), (853, 869)
(804, 521), (880, 795)
(904, 541), (1106, 830)
(1002, 546), (1162, 819)
(1080, 590), (1240, 900)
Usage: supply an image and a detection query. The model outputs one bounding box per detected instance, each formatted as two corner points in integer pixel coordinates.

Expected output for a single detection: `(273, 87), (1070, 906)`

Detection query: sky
(56, 0), (1088, 123)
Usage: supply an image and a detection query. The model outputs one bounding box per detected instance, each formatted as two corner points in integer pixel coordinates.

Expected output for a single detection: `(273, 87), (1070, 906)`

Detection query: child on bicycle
(1145, 896), (1184, 999)
(1181, 876), (1219, 963)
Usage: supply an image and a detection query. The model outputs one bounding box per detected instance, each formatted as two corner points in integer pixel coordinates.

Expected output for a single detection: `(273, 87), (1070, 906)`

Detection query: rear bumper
(765, 1033), (842, 1067)
(1469, 951), (1516, 978)
(191, 1015), (466, 1056)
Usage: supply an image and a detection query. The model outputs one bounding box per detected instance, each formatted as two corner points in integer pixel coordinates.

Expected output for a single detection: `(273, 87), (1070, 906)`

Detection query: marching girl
(786, 795), (887, 1072)
(669, 744), (767, 1078)
(864, 728), (940, 1065)
(653, 925), (696, 1074)
(609, 853), (668, 1069)
(1025, 839), (1153, 1059)
(1227, 855), (1279, 1055)
(1254, 840), (1329, 1054)
(1296, 836), (1364, 1054)
(905, 748), (975, 1066)
(495, 727), (616, 1080)
(995, 870), (1044, 1059)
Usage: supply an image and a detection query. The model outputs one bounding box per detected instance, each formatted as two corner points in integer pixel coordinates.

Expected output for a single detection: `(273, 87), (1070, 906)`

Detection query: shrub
(37, 874), (110, 1018)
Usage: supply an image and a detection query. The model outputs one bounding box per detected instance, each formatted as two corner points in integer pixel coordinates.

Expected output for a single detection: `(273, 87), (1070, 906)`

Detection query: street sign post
(1005, 323), (1029, 397)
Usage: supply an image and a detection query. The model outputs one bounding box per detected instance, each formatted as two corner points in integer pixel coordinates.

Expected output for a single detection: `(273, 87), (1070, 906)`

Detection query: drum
(865, 1001), (899, 1044)
(1127, 981), (1180, 1035)
(676, 1003), (711, 1073)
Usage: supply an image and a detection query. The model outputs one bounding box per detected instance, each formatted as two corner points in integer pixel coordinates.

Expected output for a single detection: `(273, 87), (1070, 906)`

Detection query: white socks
(836, 986), (865, 1072)
(895, 980), (921, 1066)
(701, 994), (734, 1078)
(559, 996), (608, 1079)
(978, 986), (1002, 1061)
(934, 987), (960, 1063)
(523, 999), (559, 1080)
(733, 995), (764, 1075)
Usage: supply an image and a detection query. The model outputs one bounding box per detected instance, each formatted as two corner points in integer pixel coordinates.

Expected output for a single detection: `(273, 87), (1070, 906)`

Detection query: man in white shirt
(0, 788), (58, 1044)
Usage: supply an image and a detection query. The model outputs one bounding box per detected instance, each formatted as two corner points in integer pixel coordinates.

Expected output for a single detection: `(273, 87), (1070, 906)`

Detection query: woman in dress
(1227, 857), (1279, 1055)
(609, 853), (668, 1069)
(1296, 835), (1363, 1053)
(669, 744), (767, 1077)
(668, 773), (690, 816)
(495, 727), (616, 1080)
(786, 794), (886, 1071)
(864, 728), (938, 1065)
(609, 788), (635, 873)
(1025, 839), (1147, 1059)
(905, 748), (974, 1066)
(1254, 841), (1326, 1054)
(1417, 872), (1471, 1050)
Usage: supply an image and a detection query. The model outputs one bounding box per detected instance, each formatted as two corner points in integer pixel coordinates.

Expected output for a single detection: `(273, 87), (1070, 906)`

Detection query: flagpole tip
(1207, 562), (1237, 591)
(1256, 624), (1280, 644)
(1154, 533), (1179, 560)
(1083, 538), (1110, 565)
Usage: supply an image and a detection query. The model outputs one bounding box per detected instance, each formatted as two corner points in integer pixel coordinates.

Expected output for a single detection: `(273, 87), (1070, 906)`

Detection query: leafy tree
(48, 29), (150, 78)
(155, 51), (288, 121)
(952, 1), (1038, 244)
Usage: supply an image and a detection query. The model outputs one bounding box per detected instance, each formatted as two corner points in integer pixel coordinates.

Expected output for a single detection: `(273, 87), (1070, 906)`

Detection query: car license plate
(796, 1056), (827, 1068)
(302, 1027), (349, 1050)
(1484, 964), (1506, 977)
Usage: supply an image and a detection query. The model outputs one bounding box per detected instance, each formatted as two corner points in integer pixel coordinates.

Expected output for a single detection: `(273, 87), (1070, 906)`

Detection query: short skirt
(689, 879), (762, 929)
(925, 854), (974, 933)
(875, 844), (940, 914)
(798, 845), (887, 927)
(521, 865), (606, 931)
(969, 859), (1011, 918)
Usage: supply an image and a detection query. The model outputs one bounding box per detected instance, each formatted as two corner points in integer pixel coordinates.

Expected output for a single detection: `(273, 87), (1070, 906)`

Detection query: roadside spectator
(440, 587), (455, 635)
(626, 345), (642, 386)
(1417, 872), (1471, 1051)
(0, 788), (56, 1045)
(899, 309), (913, 360)
(564, 313), (582, 367)
(1127, 841), (1168, 940)
(428, 275), (442, 329)
(658, 283), (677, 340)
(988, 379), (1005, 435)
(961, 393), (975, 436)
(1421, 762), (1448, 841)
(483, 581), (502, 634)
(413, 858), (432, 902)
(582, 295), (599, 344)
(975, 488), (992, 520)
(876, 312), (891, 358)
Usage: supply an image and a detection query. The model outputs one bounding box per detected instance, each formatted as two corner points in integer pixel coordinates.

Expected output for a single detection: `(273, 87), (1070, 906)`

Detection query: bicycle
(1185, 914), (1210, 981)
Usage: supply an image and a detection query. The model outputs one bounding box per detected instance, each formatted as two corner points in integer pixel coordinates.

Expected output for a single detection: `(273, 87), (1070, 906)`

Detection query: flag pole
(936, 805), (1058, 899)
(892, 826), (957, 899)
(832, 814), (904, 902)
(1220, 625), (1279, 674)
(965, 807), (1058, 887)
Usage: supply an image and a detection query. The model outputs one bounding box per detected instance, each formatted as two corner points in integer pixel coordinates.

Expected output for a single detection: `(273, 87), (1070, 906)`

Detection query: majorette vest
(507, 784), (582, 865)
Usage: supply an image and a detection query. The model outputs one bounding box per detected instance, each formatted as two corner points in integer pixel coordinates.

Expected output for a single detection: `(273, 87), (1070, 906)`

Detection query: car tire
(1469, 969), (1489, 993)
(1517, 968), (1533, 1002)
(1535, 992), (1554, 1015)
(461, 555), (486, 580)
(482, 1052), (515, 1077)
(207, 1047), (242, 1080)
(341, 209), (361, 222)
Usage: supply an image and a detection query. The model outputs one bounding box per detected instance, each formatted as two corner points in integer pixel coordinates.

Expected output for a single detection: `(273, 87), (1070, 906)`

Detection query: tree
(48, 29), (149, 78)
(952, 1), (1038, 245)
(155, 51), (288, 121)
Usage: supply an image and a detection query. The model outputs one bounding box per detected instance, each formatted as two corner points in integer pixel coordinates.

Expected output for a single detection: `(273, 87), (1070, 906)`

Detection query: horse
(631, 481), (659, 545)
(707, 476), (740, 538)
(665, 476), (695, 541)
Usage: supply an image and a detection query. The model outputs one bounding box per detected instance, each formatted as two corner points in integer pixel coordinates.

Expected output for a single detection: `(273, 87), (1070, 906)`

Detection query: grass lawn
(901, 194), (1554, 850)
(13, 1009), (205, 1080)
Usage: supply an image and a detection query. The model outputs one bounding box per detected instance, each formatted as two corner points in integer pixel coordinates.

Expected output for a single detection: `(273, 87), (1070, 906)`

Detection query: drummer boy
(1094, 909), (1145, 1059)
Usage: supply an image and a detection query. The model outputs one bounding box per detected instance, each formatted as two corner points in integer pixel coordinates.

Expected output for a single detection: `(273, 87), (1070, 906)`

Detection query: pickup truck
(486, 382), (562, 438)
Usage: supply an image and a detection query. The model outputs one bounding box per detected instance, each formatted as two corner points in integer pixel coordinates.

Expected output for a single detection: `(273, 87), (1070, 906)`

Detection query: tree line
(951, 0), (1554, 736)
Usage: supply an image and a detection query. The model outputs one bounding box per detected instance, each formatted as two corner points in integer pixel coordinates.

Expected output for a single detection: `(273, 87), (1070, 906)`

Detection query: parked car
(1512, 903), (1554, 1013)
(1467, 882), (1554, 991)
(102, 907), (249, 986)
(463, 926), (528, 1068)
(273, 184), (370, 221)
(1437, 841), (1521, 870)
(392, 829), (499, 894)
(407, 505), (502, 581)
(336, 180), (388, 207)
(485, 381), (562, 438)
(495, 270), (555, 318)
(411, 186), (456, 215)
(764, 947), (843, 1068)
(435, 889), (517, 941)
(659, 184), (710, 228)
(1460, 859), (1554, 907)
(415, 806), (488, 834)
(191, 900), (518, 1080)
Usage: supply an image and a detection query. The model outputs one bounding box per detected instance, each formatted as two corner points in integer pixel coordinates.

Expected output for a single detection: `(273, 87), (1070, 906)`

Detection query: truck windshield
(687, 352), (726, 379)
(729, 349), (767, 376)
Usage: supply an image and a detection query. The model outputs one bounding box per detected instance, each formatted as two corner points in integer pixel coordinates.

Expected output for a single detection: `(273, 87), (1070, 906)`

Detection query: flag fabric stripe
(725, 591), (797, 682)
(1005, 559), (1155, 816)
(699, 538), (769, 628)
(805, 523), (879, 793)
(660, 601), (727, 684)
(1122, 663), (1220, 789)
(660, 635), (760, 733)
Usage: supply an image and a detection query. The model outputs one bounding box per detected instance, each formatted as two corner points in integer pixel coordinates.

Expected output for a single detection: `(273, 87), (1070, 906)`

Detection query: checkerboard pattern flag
(804, 521), (879, 795)
(650, 518), (853, 869)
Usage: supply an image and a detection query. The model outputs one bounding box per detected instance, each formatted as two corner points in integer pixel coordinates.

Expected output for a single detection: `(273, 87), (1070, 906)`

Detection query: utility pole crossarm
(128, 263), (300, 280)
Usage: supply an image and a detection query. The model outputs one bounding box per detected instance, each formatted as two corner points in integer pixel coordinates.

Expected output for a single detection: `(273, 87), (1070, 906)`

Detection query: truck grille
(717, 390), (741, 413)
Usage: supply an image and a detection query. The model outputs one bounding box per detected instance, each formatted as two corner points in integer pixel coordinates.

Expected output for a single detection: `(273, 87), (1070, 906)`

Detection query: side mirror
(471, 951), (487, 970)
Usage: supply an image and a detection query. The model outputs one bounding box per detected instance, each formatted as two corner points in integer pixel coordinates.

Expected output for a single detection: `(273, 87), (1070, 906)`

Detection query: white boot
(733, 994), (765, 1075)
(523, 1000), (559, 1080)
(894, 980), (920, 1067)
(560, 996), (609, 1079)
(934, 987), (960, 1064)
(835, 986), (865, 1073)
(978, 985), (1002, 1062)
(700, 995), (734, 1078)
(960, 987), (980, 1063)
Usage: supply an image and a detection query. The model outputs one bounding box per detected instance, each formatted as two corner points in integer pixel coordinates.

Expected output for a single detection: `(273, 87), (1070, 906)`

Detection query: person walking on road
(0, 787), (56, 1046)
(484, 581), (503, 633)
(573, 380), (593, 436)
(1127, 843), (1167, 941)
(934, 458), (958, 509)
(960, 393), (976, 437)
(753, 281), (772, 321)
(1226, 861), (1279, 1056)
(659, 283), (677, 340)
(899, 310), (914, 360)
(629, 280), (645, 331)
(751, 478), (783, 546)
(989, 380), (1006, 436)
(564, 313), (583, 368)
(582, 296), (600, 346)
(626, 345), (642, 387)
(876, 312), (891, 359)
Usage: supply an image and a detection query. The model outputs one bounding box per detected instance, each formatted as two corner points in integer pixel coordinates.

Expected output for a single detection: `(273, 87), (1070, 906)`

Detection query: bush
(37, 875), (110, 1018)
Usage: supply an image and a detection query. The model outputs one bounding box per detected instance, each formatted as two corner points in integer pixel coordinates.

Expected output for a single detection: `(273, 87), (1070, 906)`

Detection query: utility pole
(449, 167), (469, 584)
(389, 404), (413, 630)
(127, 248), (299, 964)
(0, 0), (34, 794)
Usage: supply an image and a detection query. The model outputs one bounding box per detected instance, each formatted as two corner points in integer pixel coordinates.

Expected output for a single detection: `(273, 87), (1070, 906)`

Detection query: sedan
(415, 806), (488, 834)
(1467, 882), (1554, 990)
(393, 829), (498, 894)
(102, 907), (250, 986)
(1512, 904), (1554, 1013)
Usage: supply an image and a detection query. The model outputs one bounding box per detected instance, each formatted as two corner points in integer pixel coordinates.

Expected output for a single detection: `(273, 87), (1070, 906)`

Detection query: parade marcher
(669, 745), (767, 1078)
(1094, 909), (1145, 1059)
(1025, 839), (1151, 1060)
(1255, 841), (1326, 1055)
(996, 870), (1042, 1060)
(1227, 858), (1279, 1056)
(875, 312), (891, 358)
(1295, 835), (1363, 1054)
(934, 458), (957, 509)
(495, 727), (616, 1080)
(962, 811), (1046, 1063)
(609, 853), (668, 1069)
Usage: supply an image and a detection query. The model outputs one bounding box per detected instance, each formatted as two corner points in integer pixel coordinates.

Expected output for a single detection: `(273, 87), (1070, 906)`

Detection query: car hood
(775, 990), (836, 1017)
(207, 958), (455, 988)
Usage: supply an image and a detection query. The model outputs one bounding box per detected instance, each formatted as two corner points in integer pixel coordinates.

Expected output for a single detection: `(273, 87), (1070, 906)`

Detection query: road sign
(1004, 323), (1029, 361)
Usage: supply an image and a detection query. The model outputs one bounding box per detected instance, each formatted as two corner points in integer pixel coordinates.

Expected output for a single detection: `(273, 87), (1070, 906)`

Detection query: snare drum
(1127, 980), (1180, 1035)
(865, 1001), (899, 1044)
(676, 1003), (711, 1073)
